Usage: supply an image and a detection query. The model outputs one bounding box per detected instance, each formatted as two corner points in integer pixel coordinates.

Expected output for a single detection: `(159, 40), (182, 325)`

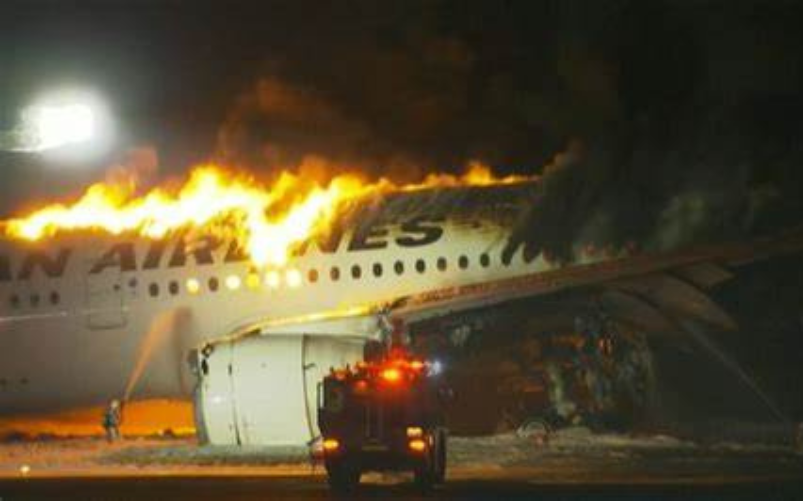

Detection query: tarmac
(0, 428), (800, 500)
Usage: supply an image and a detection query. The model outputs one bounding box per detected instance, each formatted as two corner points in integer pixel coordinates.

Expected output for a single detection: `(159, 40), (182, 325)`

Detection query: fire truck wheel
(435, 429), (447, 483)
(414, 431), (442, 491)
(326, 461), (361, 491)
(414, 464), (436, 491)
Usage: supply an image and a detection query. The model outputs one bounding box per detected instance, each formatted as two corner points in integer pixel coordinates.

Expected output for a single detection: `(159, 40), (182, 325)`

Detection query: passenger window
(225, 275), (241, 290)
(480, 253), (490, 268)
(373, 263), (383, 277)
(245, 273), (261, 289)
(437, 257), (447, 271)
(208, 277), (219, 292)
(415, 259), (426, 273)
(186, 278), (201, 294)
(149, 283), (160, 297)
(501, 250), (514, 266)
(169, 281), (179, 295)
(394, 261), (404, 275)
(9, 294), (20, 308)
(351, 265), (362, 279)
(50, 291), (60, 305)
(308, 269), (319, 283)
(265, 271), (281, 288)
(458, 255), (469, 269)
(330, 267), (341, 281)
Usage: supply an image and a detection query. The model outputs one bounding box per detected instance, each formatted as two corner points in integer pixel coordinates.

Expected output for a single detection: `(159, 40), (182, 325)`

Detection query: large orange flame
(2, 162), (531, 266)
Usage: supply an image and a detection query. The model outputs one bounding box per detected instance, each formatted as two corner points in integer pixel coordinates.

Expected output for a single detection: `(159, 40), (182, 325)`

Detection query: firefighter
(103, 399), (123, 442)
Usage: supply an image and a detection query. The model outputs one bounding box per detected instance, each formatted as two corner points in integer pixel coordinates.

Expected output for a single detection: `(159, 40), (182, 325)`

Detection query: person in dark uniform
(103, 399), (123, 442)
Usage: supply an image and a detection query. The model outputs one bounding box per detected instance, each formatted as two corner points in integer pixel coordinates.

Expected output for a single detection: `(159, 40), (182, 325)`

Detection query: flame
(405, 161), (530, 189)
(2, 162), (531, 267)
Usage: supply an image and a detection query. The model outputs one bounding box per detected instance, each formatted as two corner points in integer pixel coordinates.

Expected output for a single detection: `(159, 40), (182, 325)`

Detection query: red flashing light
(380, 367), (403, 384)
(409, 360), (424, 371)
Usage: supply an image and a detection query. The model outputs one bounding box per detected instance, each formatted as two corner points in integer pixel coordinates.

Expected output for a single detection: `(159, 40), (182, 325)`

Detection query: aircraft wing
(222, 228), (803, 344)
(390, 228), (803, 332)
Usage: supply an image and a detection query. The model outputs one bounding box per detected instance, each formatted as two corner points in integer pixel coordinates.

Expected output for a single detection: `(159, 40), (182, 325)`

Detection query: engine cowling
(192, 334), (364, 446)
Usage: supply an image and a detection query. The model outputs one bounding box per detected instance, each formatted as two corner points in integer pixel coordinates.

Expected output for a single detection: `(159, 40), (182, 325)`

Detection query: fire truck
(317, 347), (448, 491)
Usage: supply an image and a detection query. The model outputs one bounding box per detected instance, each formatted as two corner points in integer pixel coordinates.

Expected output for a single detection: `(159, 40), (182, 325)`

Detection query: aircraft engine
(191, 334), (364, 446)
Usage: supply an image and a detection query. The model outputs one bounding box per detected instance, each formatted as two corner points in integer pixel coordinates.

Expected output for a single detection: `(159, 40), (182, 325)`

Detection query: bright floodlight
(27, 103), (96, 150)
(0, 90), (113, 158)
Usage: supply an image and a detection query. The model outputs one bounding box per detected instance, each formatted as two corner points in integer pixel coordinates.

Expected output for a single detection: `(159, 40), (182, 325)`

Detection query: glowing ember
(2, 162), (531, 267)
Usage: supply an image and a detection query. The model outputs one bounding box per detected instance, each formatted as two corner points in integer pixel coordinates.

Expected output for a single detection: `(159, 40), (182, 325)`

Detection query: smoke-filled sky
(1, 0), (802, 255)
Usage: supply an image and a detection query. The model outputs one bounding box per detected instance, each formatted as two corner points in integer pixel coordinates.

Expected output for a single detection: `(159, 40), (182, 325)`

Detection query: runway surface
(0, 430), (800, 500)
(0, 474), (801, 501)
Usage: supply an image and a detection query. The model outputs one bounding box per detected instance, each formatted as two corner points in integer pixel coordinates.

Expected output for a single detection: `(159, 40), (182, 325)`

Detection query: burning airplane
(0, 163), (800, 445)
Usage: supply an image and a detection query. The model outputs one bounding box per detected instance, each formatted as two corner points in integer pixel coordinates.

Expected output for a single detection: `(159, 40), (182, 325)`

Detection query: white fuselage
(0, 185), (574, 415)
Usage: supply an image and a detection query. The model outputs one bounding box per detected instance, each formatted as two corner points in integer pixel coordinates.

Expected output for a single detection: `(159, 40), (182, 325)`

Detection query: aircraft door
(195, 343), (240, 445)
(84, 261), (127, 329)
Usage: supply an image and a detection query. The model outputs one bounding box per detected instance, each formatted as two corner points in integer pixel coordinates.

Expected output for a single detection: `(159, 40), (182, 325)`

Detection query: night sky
(2, 0), (803, 256)
(0, 0), (801, 236)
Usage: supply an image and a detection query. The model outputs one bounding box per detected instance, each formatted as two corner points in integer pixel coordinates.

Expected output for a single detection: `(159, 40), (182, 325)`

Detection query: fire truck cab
(317, 351), (448, 491)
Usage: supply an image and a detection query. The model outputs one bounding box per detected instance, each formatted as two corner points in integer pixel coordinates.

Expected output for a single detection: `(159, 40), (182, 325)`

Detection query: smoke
(206, 1), (803, 259)
(217, 78), (385, 173)
(510, 102), (803, 261)
(1, 2), (801, 248)
(103, 146), (160, 192)
(0, 2), (736, 258)
(214, 74), (471, 182)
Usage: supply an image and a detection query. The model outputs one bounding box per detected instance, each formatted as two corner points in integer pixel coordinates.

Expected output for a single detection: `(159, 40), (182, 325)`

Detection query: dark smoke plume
(211, 1), (803, 259)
